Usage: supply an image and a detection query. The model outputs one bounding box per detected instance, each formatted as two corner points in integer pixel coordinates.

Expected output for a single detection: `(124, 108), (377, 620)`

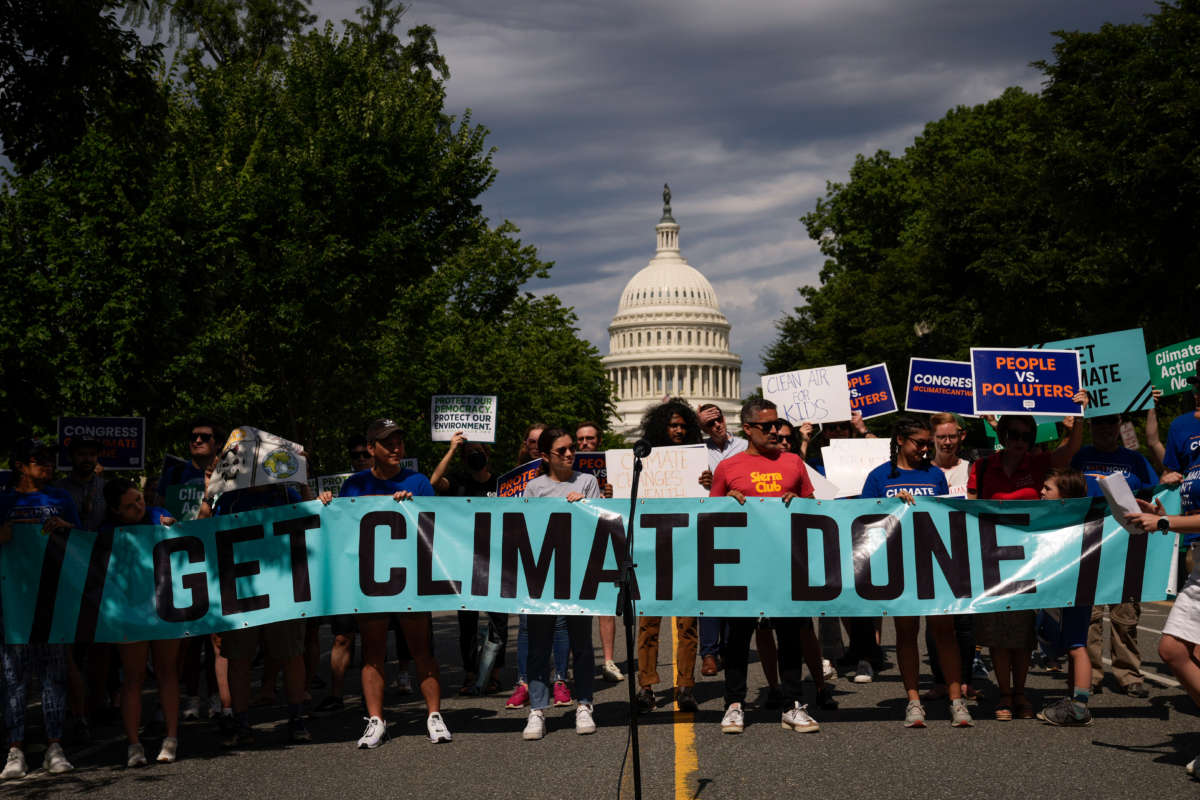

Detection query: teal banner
(0, 494), (1178, 644)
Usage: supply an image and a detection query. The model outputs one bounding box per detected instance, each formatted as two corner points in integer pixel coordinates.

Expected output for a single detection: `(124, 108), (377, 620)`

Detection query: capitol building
(603, 188), (743, 437)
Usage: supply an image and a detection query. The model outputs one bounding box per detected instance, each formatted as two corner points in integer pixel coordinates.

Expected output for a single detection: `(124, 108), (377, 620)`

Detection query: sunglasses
(746, 420), (786, 432)
(1005, 429), (1036, 444)
(551, 446), (575, 457)
(350, 450), (371, 459)
(906, 437), (934, 450)
(190, 432), (214, 443)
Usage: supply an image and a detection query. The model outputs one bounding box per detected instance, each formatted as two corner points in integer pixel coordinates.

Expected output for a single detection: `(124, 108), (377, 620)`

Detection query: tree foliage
(767, 1), (1200, 389)
(0, 0), (611, 473)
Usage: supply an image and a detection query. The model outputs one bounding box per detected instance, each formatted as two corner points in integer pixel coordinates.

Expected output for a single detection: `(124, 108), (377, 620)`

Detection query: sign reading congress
(970, 348), (1083, 416)
(905, 359), (974, 416)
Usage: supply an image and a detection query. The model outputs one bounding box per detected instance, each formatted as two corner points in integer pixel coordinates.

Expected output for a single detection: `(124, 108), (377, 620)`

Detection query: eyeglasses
(906, 437), (934, 449)
(550, 446), (574, 457)
(190, 432), (214, 443)
(1005, 429), (1036, 444)
(350, 450), (370, 459)
(745, 420), (786, 432)
(934, 434), (959, 442)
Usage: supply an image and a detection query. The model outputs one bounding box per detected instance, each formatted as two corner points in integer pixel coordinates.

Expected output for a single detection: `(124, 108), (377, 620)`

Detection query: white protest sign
(430, 395), (497, 443)
(807, 468), (839, 500)
(608, 444), (708, 499)
(761, 365), (852, 425)
(820, 438), (891, 498)
(209, 427), (307, 496)
(318, 473), (353, 496)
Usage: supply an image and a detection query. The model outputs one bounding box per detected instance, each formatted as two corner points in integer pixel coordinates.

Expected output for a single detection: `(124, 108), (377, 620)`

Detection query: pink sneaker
(505, 683), (529, 709)
(553, 680), (573, 707)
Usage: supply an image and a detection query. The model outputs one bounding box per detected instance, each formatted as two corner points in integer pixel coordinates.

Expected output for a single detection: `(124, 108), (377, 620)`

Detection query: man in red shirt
(710, 398), (829, 734)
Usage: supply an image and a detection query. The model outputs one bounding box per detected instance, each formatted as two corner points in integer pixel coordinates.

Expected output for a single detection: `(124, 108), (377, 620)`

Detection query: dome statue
(602, 189), (743, 437)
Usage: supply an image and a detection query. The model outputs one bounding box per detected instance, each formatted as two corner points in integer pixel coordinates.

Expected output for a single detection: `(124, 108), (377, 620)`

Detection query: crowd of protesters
(0, 365), (1198, 778)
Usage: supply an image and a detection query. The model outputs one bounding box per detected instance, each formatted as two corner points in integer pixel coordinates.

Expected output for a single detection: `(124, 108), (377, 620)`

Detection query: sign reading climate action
(971, 348), (1083, 416)
(0, 494), (1177, 644)
(847, 364), (897, 419)
(905, 359), (974, 416)
(56, 416), (146, 470)
(1149, 337), (1200, 397)
(430, 395), (497, 443)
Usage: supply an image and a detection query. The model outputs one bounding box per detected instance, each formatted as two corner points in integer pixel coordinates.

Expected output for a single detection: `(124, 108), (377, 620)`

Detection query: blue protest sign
(572, 451), (608, 492)
(56, 417), (146, 470)
(847, 363), (897, 419)
(1032, 328), (1153, 418)
(970, 348), (1083, 416)
(496, 459), (542, 498)
(904, 358), (975, 416)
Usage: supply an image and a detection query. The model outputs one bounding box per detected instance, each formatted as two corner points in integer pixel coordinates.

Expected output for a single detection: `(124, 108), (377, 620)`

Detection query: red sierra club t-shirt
(710, 451), (814, 499)
(967, 450), (1052, 500)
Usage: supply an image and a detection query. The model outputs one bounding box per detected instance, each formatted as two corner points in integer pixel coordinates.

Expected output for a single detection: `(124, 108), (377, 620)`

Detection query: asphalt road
(3, 604), (1197, 800)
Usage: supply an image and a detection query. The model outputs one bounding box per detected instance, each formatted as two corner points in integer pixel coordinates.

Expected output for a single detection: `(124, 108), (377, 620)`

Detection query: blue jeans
(3, 644), (68, 742)
(527, 615), (594, 710)
(518, 614), (570, 683)
(700, 616), (726, 658)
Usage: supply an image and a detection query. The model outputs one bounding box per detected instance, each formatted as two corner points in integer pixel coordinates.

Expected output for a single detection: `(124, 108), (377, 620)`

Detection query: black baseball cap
(12, 438), (58, 464)
(366, 418), (403, 443)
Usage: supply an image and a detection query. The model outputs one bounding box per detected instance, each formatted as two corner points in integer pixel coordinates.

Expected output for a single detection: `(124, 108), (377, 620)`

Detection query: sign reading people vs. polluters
(761, 365), (853, 424)
(430, 395), (497, 443)
(970, 348), (1083, 416)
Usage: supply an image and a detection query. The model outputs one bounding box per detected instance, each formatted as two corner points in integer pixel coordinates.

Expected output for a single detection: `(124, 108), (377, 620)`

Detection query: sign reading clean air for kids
(430, 395), (497, 443)
(761, 365), (852, 425)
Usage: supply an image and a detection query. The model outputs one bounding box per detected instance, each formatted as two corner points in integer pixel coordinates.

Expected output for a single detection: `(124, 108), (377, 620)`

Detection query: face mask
(467, 450), (488, 471)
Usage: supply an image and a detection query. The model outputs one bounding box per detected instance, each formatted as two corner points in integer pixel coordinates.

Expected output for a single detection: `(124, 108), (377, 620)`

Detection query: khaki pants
(637, 616), (698, 690)
(1088, 602), (1143, 688)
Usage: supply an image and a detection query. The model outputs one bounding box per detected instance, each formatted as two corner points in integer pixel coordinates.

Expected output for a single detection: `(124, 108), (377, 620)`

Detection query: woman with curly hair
(633, 398), (703, 712)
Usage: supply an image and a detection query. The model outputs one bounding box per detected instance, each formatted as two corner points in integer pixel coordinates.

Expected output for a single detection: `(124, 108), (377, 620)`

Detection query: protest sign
(1, 492), (1177, 644)
(1148, 337), (1200, 397)
(608, 444), (708, 499)
(56, 416), (146, 470)
(572, 452), (608, 493)
(847, 364), (897, 419)
(497, 460), (542, 498)
(761, 365), (852, 424)
(820, 438), (892, 498)
(970, 348), (1083, 416)
(207, 427), (307, 496)
(318, 473), (354, 497)
(430, 395), (497, 443)
(163, 484), (205, 522)
(905, 358), (975, 416)
(1033, 328), (1153, 417)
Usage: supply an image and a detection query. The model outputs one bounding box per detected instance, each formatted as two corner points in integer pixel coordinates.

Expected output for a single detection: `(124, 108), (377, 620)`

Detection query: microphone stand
(615, 441), (649, 800)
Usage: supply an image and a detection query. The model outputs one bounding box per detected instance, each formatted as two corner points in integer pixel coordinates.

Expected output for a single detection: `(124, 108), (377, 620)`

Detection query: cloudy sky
(312, 0), (1160, 383)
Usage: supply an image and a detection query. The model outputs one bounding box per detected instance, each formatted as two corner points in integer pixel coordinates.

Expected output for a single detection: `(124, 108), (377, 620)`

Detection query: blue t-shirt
(860, 462), (949, 499)
(339, 468), (434, 498)
(1165, 412), (1200, 472)
(99, 505), (174, 535)
(158, 461), (206, 492)
(214, 485), (302, 516)
(0, 486), (82, 528)
(1071, 446), (1159, 498)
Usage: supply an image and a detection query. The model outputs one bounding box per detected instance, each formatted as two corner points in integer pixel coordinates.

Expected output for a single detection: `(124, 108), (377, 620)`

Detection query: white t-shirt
(938, 459), (971, 498)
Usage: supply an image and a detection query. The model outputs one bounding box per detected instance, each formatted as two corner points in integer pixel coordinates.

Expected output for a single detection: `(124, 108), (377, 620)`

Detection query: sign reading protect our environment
(1033, 328), (1153, 417)
(905, 358), (975, 416)
(56, 416), (146, 470)
(1149, 337), (1200, 397)
(430, 395), (497, 443)
(608, 444), (708, 499)
(970, 348), (1083, 416)
(761, 365), (853, 425)
(847, 364), (897, 419)
(1, 492), (1178, 644)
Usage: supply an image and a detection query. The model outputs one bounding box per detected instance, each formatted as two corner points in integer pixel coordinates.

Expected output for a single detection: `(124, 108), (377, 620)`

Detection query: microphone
(632, 439), (652, 458)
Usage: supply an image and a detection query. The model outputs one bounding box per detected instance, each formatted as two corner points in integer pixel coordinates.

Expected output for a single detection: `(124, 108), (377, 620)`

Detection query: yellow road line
(672, 617), (700, 800)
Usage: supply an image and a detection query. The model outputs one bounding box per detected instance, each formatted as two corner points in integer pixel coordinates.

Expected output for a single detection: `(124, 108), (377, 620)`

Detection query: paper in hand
(1098, 473), (1143, 535)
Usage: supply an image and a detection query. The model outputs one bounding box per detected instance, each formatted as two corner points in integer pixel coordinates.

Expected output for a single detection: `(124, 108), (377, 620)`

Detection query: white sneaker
(602, 660), (625, 682)
(576, 702), (596, 735)
(44, 742), (73, 774)
(781, 702), (820, 733)
(853, 660), (874, 684)
(426, 712), (452, 743)
(720, 703), (744, 734)
(357, 715), (387, 749)
(523, 709), (546, 740)
(157, 736), (178, 763)
(127, 742), (147, 768)
(821, 658), (837, 681)
(1, 747), (26, 779)
(1188, 754), (1198, 776)
(182, 695), (202, 720)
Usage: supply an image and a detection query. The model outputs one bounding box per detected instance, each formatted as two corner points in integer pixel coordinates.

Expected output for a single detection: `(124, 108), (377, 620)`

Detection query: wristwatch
(1157, 517), (1171, 532)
